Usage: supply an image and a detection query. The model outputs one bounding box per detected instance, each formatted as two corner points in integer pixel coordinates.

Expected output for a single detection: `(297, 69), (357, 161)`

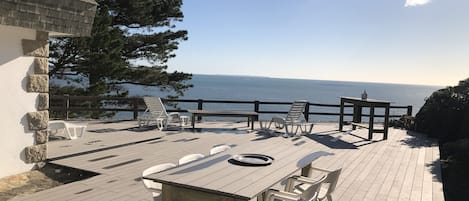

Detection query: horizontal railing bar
(49, 95), (413, 120)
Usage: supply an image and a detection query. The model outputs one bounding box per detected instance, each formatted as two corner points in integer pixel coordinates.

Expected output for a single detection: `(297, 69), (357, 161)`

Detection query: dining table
(143, 141), (332, 201)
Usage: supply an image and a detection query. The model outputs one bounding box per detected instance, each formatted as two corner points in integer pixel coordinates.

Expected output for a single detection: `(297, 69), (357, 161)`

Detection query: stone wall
(23, 31), (50, 164)
(0, 0), (97, 178)
(0, 0), (97, 37)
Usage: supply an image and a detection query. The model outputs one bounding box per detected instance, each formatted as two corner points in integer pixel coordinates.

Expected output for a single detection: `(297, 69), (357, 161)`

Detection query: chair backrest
(301, 174), (327, 201)
(209, 145), (231, 155)
(178, 153), (205, 165)
(286, 100), (307, 121)
(320, 168), (342, 199)
(142, 163), (176, 189)
(143, 97), (168, 119)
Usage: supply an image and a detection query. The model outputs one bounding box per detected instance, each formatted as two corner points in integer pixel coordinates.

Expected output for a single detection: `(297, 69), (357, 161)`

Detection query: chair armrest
(138, 109), (151, 118)
(168, 112), (180, 118)
(271, 116), (286, 123)
(285, 174), (324, 192)
(290, 175), (324, 184)
(265, 189), (300, 201)
(310, 166), (334, 173)
(168, 112), (181, 123)
(291, 175), (313, 182)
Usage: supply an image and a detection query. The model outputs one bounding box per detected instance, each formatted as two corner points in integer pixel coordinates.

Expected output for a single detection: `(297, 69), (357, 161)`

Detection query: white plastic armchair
(178, 153), (205, 165)
(265, 174), (326, 201)
(48, 120), (86, 140)
(295, 167), (342, 201)
(142, 163), (177, 198)
(138, 97), (183, 130)
(209, 145), (231, 155)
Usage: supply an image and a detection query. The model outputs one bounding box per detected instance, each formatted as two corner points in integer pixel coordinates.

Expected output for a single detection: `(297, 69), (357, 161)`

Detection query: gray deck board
(9, 121), (444, 201)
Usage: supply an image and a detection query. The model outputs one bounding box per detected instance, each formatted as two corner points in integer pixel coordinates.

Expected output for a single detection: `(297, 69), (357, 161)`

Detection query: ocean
(120, 74), (441, 122)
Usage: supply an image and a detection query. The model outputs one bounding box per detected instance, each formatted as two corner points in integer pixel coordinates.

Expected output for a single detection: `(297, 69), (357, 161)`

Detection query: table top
(340, 96), (391, 104)
(187, 109), (258, 116)
(144, 142), (331, 200)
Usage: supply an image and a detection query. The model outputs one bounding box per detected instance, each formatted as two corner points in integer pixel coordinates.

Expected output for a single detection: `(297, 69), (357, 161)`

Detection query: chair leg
(274, 121), (284, 129)
(163, 120), (168, 130)
(66, 127), (78, 140)
(300, 123), (314, 134)
(156, 119), (164, 131)
(284, 125), (297, 137)
(78, 126), (85, 137)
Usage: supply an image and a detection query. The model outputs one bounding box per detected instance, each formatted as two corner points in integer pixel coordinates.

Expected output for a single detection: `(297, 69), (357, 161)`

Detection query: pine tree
(49, 0), (192, 99)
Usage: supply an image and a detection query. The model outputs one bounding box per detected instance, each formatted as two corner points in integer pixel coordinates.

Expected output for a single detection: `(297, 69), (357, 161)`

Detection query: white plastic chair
(262, 100), (313, 137)
(138, 97), (186, 130)
(48, 120), (86, 140)
(265, 174), (327, 201)
(294, 167), (342, 201)
(209, 145), (231, 155)
(142, 163), (177, 198)
(178, 153), (205, 165)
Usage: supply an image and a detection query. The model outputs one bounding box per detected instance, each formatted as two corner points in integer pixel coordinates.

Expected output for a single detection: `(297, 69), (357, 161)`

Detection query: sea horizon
(189, 73), (446, 88)
(117, 74), (442, 121)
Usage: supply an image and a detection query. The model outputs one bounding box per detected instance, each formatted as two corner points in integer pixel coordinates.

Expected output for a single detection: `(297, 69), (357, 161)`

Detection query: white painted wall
(0, 24), (38, 178)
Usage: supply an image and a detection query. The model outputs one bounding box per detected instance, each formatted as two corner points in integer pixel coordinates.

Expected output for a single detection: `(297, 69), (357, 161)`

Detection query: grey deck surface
(10, 121), (444, 201)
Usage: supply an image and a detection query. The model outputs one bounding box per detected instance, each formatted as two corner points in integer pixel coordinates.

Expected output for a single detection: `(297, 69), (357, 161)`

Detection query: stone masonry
(24, 144), (47, 164)
(0, 0), (97, 37)
(23, 31), (50, 164)
(0, 0), (97, 167)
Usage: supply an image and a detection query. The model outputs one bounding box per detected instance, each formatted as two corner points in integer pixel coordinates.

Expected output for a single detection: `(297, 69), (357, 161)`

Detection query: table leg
(368, 106), (375, 140)
(339, 99), (345, 131)
(352, 105), (362, 130)
(191, 114), (195, 129)
(301, 163), (312, 177)
(384, 104), (390, 140)
(251, 117), (255, 130)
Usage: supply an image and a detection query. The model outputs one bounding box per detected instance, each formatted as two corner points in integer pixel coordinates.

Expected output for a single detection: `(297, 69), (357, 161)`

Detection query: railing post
(133, 98), (139, 120)
(254, 100), (260, 121)
(304, 102), (310, 122)
(63, 94), (69, 120)
(197, 99), (203, 121)
(407, 105), (413, 116)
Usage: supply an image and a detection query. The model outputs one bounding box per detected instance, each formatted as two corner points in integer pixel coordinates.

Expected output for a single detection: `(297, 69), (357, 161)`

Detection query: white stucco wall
(0, 24), (38, 178)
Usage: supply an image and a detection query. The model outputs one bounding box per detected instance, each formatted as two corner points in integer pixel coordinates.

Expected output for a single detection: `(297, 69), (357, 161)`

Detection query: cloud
(405, 0), (431, 7)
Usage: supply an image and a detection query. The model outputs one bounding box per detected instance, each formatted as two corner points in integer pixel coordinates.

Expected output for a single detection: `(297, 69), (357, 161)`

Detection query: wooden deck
(10, 121), (444, 201)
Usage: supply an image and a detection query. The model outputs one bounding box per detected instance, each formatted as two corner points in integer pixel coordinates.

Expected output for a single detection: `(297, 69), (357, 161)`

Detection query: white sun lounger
(48, 120), (86, 140)
(138, 97), (188, 130)
(261, 100), (314, 137)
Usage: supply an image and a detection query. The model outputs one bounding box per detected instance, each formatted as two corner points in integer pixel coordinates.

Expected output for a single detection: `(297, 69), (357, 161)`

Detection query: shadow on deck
(9, 121), (444, 201)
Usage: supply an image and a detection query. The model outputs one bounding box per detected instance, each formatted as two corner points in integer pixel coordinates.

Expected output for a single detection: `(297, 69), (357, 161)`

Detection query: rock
(35, 130), (49, 144)
(27, 111), (49, 130)
(24, 144), (47, 164)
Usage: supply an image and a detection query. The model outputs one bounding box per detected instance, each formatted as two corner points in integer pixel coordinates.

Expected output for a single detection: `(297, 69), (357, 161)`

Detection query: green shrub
(414, 78), (469, 201)
(440, 139), (469, 201)
(414, 78), (469, 142)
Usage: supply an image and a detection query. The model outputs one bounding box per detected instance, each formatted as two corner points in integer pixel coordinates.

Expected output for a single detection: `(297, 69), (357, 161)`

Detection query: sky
(165, 0), (469, 86)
